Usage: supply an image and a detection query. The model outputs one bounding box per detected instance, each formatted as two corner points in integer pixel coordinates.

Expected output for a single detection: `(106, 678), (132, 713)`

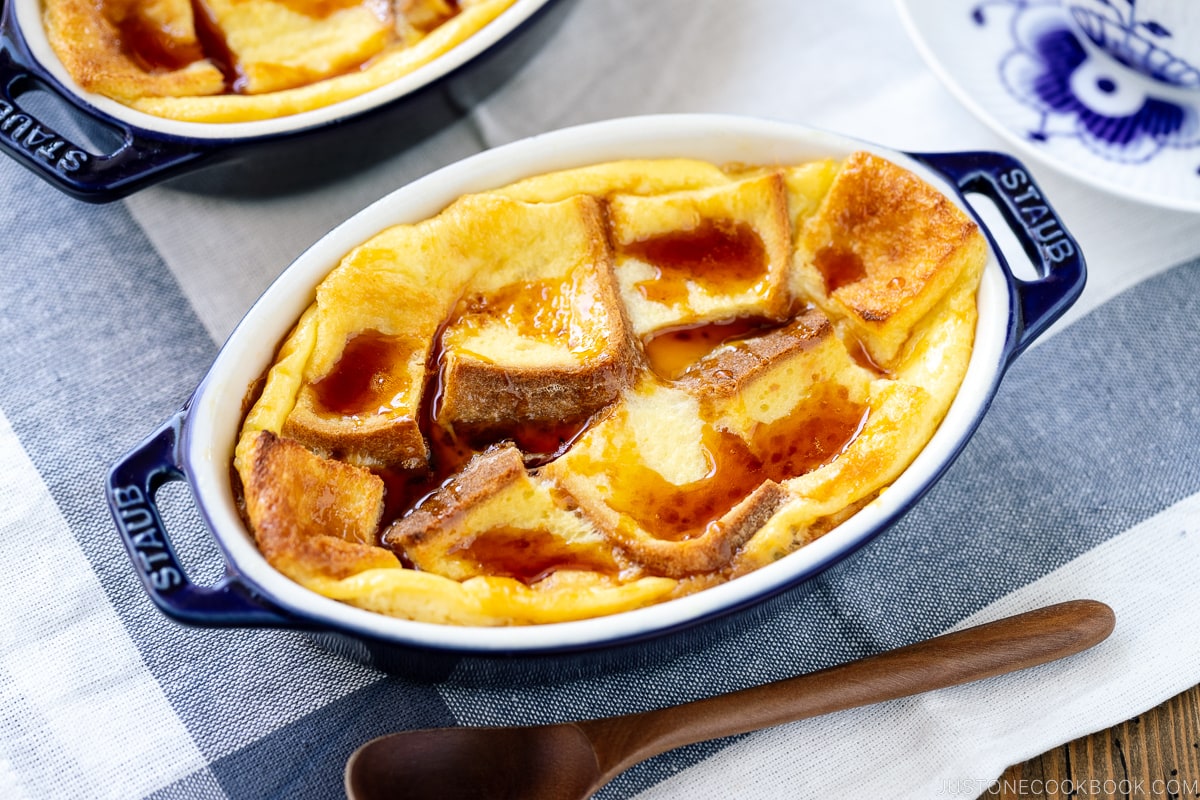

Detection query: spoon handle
(579, 599), (1114, 782)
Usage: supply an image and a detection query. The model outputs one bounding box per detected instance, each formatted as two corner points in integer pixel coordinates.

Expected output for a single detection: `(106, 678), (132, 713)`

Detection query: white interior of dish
(12, 0), (552, 140)
(184, 115), (1015, 652)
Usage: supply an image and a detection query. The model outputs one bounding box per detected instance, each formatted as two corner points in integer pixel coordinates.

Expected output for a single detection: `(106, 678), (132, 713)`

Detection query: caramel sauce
(369, 321), (595, 533)
(848, 338), (888, 376)
(470, 417), (595, 467)
(448, 278), (574, 344)
(115, 12), (205, 72)
(106, 0), (384, 92)
(106, 0), (460, 94)
(311, 330), (416, 417)
(386, 413), (594, 524)
(745, 384), (869, 476)
(188, 0), (244, 92)
(598, 384), (868, 542)
(601, 427), (762, 542)
(622, 219), (768, 306)
(375, 324), (473, 524)
(814, 246), (866, 293)
(373, 466), (430, 535)
(642, 316), (777, 381)
(450, 527), (617, 584)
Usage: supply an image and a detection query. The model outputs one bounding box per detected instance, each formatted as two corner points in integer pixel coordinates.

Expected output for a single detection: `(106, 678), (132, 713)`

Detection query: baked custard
(234, 153), (988, 625)
(42, 0), (517, 122)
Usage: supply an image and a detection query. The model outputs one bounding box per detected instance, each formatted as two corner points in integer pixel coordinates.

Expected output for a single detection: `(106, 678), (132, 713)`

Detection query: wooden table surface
(984, 684), (1200, 799)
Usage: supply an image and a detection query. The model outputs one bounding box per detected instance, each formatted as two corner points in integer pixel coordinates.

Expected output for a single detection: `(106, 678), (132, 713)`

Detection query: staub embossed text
(999, 167), (1076, 264)
(0, 100), (88, 172)
(112, 485), (184, 592)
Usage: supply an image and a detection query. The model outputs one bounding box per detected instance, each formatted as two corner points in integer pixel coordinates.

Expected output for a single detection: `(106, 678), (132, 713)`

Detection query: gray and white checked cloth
(3, 1), (1200, 798)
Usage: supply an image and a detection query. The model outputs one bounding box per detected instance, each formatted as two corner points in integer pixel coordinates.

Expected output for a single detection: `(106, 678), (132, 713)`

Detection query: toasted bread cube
(542, 380), (790, 577)
(724, 160), (840, 229)
(676, 309), (875, 491)
(436, 195), (636, 428)
(202, 0), (392, 94)
(608, 172), (795, 336)
(240, 431), (399, 581)
(545, 314), (877, 578)
(675, 309), (872, 438)
(793, 151), (987, 367)
(383, 445), (629, 582)
(286, 193), (622, 468)
(284, 327), (432, 470)
(281, 199), (482, 470)
(734, 267), (981, 575)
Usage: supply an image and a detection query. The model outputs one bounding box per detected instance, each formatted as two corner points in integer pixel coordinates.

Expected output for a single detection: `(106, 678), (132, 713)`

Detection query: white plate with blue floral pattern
(897, 0), (1200, 212)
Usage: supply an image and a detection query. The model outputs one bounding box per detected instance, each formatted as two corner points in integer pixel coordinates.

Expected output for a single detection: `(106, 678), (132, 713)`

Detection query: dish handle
(106, 412), (306, 628)
(0, 19), (215, 202)
(909, 151), (1086, 357)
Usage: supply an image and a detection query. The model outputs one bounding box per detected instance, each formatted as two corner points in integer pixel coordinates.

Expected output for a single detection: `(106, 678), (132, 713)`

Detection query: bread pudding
(233, 152), (988, 625)
(42, 0), (517, 122)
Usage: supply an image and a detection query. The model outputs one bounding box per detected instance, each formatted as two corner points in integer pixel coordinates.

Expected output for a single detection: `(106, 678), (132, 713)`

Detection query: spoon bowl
(345, 599), (1115, 800)
(347, 725), (601, 800)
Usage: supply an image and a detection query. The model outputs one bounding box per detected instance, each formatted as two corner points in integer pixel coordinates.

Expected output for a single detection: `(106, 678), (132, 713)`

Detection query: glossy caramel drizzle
(114, 11), (205, 72)
(367, 322), (596, 535)
(188, 0), (245, 92)
(745, 383), (868, 475)
(641, 316), (778, 381)
(813, 246), (866, 293)
(449, 527), (618, 585)
(599, 384), (868, 542)
(622, 219), (768, 306)
(447, 278), (574, 344)
(601, 426), (762, 542)
(311, 330), (416, 416)
(107, 0), (449, 93)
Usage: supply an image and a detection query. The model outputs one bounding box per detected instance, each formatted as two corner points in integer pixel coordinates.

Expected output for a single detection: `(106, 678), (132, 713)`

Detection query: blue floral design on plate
(974, 1), (1200, 164)
(1067, 1), (1200, 90)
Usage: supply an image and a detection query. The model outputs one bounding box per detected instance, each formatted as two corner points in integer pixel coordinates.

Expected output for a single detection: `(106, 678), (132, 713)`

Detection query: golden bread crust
(436, 195), (638, 427)
(383, 445), (634, 583)
(383, 445), (529, 549)
(675, 309), (832, 403)
(242, 430), (399, 581)
(795, 151), (987, 366)
(610, 172), (795, 336)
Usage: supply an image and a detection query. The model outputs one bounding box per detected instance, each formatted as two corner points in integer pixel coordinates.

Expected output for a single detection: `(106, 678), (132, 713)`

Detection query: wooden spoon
(345, 599), (1114, 800)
